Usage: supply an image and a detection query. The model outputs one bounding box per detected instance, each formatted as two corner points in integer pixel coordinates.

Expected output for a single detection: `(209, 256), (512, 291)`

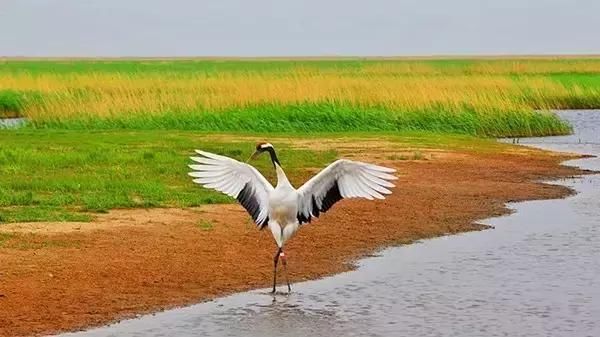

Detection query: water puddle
(0, 117), (27, 129)
(58, 110), (600, 337)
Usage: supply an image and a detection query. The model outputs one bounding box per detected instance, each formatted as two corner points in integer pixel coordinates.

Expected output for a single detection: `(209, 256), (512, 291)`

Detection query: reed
(2, 58), (600, 136)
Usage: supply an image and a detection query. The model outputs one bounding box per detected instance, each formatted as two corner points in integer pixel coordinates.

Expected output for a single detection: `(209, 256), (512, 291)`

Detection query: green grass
(29, 102), (571, 138)
(2, 58), (600, 75)
(0, 90), (25, 118)
(2, 58), (599, 223)
(196, 220), (214, 231)
(3, 58), (600, 137)
(0, 59), (489, 75)
(0, 232), (14, 247)
(0, 129), (506, 224)
(0, 130), (337, 223)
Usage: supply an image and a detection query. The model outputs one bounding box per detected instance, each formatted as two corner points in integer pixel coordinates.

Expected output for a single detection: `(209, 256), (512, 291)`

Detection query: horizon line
(2, 53), (600, 61)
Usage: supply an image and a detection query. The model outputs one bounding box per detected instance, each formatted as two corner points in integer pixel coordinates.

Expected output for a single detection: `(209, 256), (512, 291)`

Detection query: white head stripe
(260, 143), (273, 149)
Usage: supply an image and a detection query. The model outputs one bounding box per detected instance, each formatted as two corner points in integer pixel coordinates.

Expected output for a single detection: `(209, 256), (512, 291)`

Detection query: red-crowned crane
(189, 142), (397, 293)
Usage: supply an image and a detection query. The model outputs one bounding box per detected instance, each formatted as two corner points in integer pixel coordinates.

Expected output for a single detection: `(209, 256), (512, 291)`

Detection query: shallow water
(0, 117), (27, 129)
(59, 110), (600, 337)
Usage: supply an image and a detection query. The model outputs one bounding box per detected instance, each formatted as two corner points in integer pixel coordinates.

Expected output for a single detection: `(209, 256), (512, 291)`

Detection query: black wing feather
(297, 181), (343, 225)
(237, 183), (269, 229)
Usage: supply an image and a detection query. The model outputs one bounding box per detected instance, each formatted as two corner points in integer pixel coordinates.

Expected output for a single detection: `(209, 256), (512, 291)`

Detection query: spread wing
(296, 159), (396, 224)
(188, 150), (274, 229)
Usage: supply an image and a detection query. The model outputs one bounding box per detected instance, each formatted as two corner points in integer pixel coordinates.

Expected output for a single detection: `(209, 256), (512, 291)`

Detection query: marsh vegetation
(1, 58), (600, 222)
(3, 58), (600, 136)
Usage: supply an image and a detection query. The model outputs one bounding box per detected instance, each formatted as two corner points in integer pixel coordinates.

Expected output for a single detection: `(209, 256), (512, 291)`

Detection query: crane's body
(189, 142), (397, 293)
(269, 161), (307, 249)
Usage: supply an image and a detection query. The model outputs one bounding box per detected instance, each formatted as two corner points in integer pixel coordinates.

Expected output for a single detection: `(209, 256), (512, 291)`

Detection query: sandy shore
(0, 140), (584, 337)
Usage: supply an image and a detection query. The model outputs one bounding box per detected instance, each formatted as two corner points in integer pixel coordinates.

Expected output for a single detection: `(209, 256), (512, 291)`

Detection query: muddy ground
(0, 140), (584, 337)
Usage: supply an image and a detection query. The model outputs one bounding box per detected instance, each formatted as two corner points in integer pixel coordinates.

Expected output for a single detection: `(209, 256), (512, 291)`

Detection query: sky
(0, 0), (599, 57)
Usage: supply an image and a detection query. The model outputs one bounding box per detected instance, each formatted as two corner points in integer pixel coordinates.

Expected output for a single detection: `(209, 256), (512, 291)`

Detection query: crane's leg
(271, 247), (281, 293)
(280, 250), (291, 293)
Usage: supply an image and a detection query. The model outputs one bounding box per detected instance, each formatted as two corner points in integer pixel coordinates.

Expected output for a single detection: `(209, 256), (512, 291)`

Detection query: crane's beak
(247, 150), (261, 162)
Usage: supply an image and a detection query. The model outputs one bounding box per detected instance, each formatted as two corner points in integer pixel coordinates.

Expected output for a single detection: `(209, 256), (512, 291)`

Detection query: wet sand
(0, 139), (584, 337)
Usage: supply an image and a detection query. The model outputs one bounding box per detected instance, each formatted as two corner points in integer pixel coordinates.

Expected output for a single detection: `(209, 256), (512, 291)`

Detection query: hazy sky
(1, 0), (599, 57)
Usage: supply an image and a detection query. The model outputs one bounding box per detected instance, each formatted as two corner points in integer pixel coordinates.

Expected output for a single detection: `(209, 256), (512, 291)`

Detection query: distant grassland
(2, 58), (600, 136)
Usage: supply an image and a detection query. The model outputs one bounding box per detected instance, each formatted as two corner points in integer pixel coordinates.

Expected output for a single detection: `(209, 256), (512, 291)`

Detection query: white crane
(188, 142), (397, 293)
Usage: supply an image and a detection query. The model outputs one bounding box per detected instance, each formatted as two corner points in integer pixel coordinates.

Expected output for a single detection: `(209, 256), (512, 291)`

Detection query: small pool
(0, 117), (27, 129)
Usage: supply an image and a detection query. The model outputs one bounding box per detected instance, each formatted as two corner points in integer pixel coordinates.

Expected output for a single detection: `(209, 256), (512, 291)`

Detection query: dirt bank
(0, 140), (584, 337)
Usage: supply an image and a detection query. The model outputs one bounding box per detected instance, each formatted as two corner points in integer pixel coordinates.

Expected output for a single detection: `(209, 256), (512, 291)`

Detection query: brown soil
(0, 142), (585, 337)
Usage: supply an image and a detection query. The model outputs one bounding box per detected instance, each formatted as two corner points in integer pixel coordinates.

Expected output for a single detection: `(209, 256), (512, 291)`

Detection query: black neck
(266, 148), (281, 168)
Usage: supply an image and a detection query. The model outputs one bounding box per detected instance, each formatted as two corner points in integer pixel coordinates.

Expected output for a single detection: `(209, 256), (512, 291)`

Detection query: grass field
(0, 128), (502, 223)
(1, 57), (600, 223)
(0, 129), (341, 222)
(3, 58), (600, 136)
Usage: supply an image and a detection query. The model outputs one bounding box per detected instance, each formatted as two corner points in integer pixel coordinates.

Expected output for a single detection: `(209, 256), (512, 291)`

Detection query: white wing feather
(188, 150), (274, 228)
(296, 159), (396, 224)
